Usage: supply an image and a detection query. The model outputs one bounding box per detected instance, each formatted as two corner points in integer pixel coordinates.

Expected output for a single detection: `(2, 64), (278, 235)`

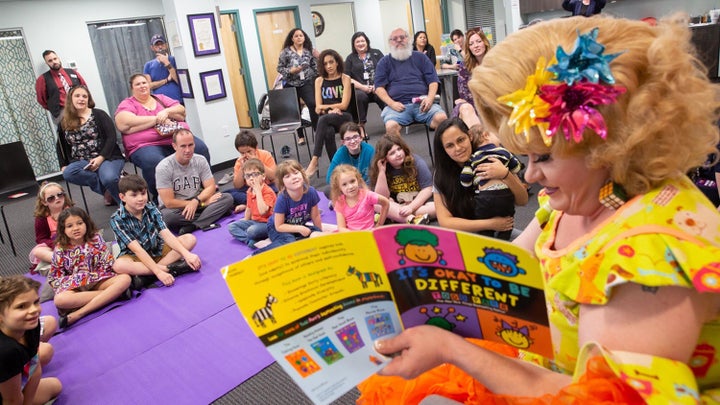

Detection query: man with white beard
(374, 28), (447, 136)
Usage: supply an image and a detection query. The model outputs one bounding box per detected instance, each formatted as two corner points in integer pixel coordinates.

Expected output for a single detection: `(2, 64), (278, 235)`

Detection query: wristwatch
(193, 196), (203, 207)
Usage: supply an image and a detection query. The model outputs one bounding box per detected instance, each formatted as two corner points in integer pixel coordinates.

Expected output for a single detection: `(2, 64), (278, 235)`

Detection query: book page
(372, 225), (552, 358)
(222, 232), (401, 405)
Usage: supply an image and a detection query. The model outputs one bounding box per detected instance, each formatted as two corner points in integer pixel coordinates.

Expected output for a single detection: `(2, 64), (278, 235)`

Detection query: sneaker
(178, 224), (198, 235)
(409, 213), (430, 225)
(298, 137), (306, 146)
(281, 145), (291, 158)
(167, 259), (195, 277)
(218, 172), (233, 185)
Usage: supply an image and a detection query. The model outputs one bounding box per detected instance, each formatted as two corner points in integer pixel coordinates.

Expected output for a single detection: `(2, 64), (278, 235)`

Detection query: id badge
(363, 72), (370, 80)
(299, 71), (305, 81)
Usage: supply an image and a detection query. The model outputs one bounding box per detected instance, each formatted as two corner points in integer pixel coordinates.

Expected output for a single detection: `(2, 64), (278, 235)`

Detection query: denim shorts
(381, 102), (445, 126)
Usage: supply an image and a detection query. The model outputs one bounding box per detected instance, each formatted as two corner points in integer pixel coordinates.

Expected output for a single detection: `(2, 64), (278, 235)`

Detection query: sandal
(360, 125), (369, 142)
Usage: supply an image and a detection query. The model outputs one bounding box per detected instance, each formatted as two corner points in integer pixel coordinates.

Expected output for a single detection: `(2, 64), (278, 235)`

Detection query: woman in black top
(562, 0), (606, 16)
(413, 31), (436, 66)
(305, 49), (353, 177)
(345, 32), (386, 138)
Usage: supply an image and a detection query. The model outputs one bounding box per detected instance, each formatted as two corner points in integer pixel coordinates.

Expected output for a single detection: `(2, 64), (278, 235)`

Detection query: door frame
(253, 6), (302, 90)
(221, 9), (258, 128)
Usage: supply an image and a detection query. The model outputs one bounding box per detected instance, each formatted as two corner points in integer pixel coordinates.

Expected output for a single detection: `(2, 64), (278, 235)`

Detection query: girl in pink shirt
(330, 165), (389, 231)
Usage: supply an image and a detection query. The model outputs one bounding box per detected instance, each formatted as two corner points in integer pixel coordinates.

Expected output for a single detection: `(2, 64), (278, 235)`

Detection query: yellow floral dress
(534, 177), (720, 404)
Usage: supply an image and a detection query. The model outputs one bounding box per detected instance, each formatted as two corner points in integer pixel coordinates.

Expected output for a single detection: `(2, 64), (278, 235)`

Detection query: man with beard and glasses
(374, 28), (447, 136)
(35, 50), (87, 124)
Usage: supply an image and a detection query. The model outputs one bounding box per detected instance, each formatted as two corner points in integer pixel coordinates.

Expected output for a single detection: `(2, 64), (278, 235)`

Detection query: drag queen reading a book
(358, 15), (720, 404)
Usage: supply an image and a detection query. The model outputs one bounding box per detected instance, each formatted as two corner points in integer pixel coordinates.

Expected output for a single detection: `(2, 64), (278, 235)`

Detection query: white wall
(0, 0), (165, 114)
(312, 3), (357, 57)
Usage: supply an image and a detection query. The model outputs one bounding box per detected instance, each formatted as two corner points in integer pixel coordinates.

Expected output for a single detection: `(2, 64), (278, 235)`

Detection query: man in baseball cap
(143, 33), (182, 103)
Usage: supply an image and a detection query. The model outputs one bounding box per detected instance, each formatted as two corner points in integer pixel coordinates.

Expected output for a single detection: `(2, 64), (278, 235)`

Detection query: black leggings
(288, 82), (318, 139)
(313, 112), (352, 159)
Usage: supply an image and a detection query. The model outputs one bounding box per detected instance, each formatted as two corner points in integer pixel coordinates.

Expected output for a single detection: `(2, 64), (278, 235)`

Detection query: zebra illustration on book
(347, 266), (383, 288)
(252, 293), (278, 327)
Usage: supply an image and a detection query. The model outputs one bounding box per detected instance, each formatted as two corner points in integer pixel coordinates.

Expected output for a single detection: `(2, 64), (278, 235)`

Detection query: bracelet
(502, 169), (510, 180)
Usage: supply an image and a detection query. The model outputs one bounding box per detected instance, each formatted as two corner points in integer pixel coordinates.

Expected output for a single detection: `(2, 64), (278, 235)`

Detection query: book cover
(222, 225), (550, 405)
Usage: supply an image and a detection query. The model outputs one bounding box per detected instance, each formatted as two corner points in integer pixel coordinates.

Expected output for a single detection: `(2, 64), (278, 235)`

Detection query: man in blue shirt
(374, 28), (447, 136)
(144, 34), (183, 103)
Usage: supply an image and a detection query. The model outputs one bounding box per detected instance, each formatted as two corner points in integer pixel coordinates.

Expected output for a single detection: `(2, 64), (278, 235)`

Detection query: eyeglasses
(45, 192), (65, 203)
(343, 134), (362, 143)
(244, 172), (263, 179)
(390, 35), (407, 42)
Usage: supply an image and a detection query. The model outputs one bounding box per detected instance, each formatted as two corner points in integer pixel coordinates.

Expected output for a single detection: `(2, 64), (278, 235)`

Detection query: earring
(598, 179), (627, 210)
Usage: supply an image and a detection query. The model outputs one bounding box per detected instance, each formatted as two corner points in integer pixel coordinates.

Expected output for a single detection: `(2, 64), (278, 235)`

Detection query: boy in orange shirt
(228, 130), (277, 212)
(227, 159), (277, 248)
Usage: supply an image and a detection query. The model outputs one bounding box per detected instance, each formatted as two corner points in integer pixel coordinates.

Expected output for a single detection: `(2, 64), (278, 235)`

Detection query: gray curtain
(87, 18), (165, 115)
(0, 30), (58, 177)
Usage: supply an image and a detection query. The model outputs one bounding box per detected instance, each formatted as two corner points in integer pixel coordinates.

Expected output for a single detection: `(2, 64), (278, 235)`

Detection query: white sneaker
(218, 172), (233, 185)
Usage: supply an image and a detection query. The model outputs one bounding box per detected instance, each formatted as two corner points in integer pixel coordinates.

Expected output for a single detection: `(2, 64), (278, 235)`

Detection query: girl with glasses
(29, 182), (74, 277)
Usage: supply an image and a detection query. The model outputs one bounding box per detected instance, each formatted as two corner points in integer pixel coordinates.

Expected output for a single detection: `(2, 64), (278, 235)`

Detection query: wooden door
(254, 9), (297, 90)
(423, 0), (443, 68)
(220, 13), (253, 128)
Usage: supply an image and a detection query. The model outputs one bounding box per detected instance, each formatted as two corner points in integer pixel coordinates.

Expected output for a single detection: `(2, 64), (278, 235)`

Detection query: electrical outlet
(222, 125), (229, 137)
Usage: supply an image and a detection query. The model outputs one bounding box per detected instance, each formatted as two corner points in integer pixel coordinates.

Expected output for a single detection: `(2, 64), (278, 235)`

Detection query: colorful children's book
(221, 225), (551, 405)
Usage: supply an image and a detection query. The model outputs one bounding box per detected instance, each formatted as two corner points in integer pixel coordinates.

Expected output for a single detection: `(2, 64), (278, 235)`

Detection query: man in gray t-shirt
(156, 129), (234, 234)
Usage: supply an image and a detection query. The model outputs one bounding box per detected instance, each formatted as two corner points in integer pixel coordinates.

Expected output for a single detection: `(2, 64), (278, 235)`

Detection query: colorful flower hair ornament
(548, 28), (623, 85)
(498, 56), (555, 146)
(498, 27), (626, 144)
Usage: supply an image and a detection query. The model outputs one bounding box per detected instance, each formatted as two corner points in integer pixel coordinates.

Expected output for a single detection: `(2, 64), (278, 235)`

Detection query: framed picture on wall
(177, 69), (193, 99)
(199, 69), (226, 102)
(187, 13), (220, 56)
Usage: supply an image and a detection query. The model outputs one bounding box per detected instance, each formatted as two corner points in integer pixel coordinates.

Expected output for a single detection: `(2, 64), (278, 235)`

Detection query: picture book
(221, 225), (551, 405)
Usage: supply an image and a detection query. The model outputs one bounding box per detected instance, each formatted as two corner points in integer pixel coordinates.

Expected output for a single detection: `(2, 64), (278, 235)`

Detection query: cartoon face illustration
(402, 243), (439, 263)
(395, 228), (446, 265)
(496, 319), (532, 349)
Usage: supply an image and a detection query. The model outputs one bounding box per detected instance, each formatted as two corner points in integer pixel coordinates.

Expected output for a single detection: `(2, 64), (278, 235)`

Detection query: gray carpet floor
(1, 104), (538, 404)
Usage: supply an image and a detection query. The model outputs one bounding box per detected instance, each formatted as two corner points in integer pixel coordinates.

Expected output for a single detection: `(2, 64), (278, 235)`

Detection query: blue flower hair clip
(548, 27), (623, 85)
(499, 27), (626, 144)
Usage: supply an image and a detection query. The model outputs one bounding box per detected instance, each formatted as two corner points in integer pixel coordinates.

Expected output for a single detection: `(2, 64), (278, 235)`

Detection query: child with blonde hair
(254, 160), (329, 254)
(50, 207), (131, 328)
(29, 182), (74, 274)
(330, 164), (389, 231)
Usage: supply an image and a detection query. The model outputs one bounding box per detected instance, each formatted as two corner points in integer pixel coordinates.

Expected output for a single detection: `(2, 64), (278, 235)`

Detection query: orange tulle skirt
(356, 339), (645, 405)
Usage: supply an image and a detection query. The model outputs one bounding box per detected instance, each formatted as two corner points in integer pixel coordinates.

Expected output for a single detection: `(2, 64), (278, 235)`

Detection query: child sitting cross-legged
(50, 207), (131, 328)
(330, 164), (389, 231)
(227, 158), (277, 248)
(111, 174), (201, 289)
(253, 160), (330, 254)
(0, 276), (62, 405)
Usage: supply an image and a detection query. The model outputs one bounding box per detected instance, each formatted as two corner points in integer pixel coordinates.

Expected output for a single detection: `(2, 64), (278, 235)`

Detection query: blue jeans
(253, 219), (321, 255)
(62, 158), (125, 204)
(129, 136), (210, 200)
(227, 219), (269, 246)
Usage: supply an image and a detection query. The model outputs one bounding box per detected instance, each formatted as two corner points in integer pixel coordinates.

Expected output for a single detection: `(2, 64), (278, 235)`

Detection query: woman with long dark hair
(277, 28), (319, 145)
(305, 49), (352, 177)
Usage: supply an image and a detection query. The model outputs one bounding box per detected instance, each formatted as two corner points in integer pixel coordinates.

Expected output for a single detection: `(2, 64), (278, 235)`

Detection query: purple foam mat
(39, 191), (335, 403)
(52, 307), (273, 405)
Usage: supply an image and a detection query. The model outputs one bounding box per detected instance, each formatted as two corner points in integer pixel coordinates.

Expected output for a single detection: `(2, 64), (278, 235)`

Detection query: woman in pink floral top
(49, 207), (131, 328)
